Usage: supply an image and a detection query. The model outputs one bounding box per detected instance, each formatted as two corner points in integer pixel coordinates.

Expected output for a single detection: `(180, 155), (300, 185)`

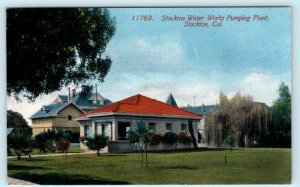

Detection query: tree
(188, 120), (198, 149)
(271, 82), (291, 147)
(127, 121), (150, 167)
(205, 92), (271, 147)
(7, 110), (31, 132)
(86, 134), (110, 156)
(8, 131), (33, 160)
(7, 8), (116, 100)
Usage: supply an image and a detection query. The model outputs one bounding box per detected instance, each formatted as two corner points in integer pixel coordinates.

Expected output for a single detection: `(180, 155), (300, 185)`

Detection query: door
(118, 122), (130, 140)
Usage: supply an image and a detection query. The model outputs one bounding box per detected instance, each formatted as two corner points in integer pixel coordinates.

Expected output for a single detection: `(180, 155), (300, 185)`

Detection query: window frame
(165, 123), (172, 132)
(148, 122), (156, 132)
(181, 123), (187, 131)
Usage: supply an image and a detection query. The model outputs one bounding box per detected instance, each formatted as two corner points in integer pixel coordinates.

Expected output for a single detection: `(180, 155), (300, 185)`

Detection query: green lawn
(7, 148), (291, 184)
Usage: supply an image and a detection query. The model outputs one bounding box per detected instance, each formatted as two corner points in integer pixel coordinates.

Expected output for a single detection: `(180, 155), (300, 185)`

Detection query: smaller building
(30, 102), (84, 136)
(30, 88), (112, 137)
(76, 94), (202, 152)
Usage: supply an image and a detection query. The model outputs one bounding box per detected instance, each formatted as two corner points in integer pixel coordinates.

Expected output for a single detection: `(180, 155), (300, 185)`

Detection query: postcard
(6, 7), (291, 185)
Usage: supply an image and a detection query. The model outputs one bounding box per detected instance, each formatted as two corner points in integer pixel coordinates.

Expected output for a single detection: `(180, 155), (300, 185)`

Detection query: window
(149, 123), (156, 132)
(68, 115), (72, 120)
(181, 124), (187, 131)
(166, 123), (172, 131)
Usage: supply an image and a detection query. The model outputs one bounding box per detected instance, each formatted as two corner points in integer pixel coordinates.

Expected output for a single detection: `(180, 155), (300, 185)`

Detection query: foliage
(127, 130), (140, 144)
(205, 92), (272, 147)
(223, 132), (235, 147)
(7, 8), (116, 100)
(56, 139), (70, 158)
(86, 134), (109, 156)
(7, 110), (32, 136)
(178, 132), (192, 145)
(34, 129), (72, 153)
(128, 121), (150, 167)
(8, 148), (291, 184)
(148, 132), (162, 146)
(271, 82), (291, 147)
(163, 132), (178, 145)
(8, 131), (33, 160)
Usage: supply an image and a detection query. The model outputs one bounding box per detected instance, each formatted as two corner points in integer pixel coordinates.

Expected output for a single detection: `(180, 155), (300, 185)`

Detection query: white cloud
(241, 72), (281, 106)
(245, 72), (270, 84)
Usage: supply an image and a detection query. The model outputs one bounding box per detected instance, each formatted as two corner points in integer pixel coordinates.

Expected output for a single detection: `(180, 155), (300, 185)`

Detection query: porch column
(92, 121), (96, 136)
(111, 119), (117, 141)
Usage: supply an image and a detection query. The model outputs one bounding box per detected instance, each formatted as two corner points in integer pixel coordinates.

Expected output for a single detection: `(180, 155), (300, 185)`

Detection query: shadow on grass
(8, 165), (46, 170)
(153, 165), (198, 170)
(150, 147), (237, 154)
(107, 154), (128, 157)
(9, 172), (131, 185)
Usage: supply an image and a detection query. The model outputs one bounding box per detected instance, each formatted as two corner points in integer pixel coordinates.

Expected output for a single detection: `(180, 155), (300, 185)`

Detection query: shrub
(34, 129), (72, 153)
(57, 139), (70, 158)
(149, 133), (162, 146)
(86, 134), (110, 156)
(163, 132), (178, 145)
(178, 132), (193, 144)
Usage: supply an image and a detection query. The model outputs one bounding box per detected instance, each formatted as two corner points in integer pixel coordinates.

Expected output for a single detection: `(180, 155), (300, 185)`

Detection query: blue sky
(7, 7), (291, 124)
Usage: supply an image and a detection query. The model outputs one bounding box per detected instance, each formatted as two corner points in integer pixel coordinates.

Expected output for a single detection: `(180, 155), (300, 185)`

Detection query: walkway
(7, 151), (96, 159)
(7, 177), (38, 185)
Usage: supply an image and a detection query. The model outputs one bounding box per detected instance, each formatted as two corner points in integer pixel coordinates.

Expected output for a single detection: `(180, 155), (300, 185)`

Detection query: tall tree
(271, 82), (291, 147)
(128, 121), (150, 167)
(7, 8), (116, 101)
(205, 92), (271, 147)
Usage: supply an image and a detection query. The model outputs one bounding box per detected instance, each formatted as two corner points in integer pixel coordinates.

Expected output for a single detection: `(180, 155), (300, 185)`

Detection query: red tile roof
(77, 94), (201, 119)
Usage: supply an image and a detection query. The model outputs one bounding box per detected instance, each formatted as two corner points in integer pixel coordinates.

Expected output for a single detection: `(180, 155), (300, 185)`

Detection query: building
(30, 88), (112, 136)
(76, 94), (201, 152)
(30, 102), (85, 136)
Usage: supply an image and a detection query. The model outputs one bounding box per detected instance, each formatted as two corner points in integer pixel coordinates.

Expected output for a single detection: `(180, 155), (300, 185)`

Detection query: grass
(7, 148), (291, 184)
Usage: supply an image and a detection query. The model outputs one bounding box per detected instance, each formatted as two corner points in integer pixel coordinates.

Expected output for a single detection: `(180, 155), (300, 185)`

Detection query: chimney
(67, 87), (71, 102)
(71, 88), (76, 98)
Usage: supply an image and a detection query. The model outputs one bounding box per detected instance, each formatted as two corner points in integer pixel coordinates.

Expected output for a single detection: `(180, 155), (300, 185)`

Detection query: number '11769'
(132, 15), (153, 21)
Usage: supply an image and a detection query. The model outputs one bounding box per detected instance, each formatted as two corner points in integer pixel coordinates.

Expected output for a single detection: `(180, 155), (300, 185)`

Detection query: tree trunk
(244, 134), (250, 148)
(141, 151), (144, 167)
(15, 150), (21, 160)
(97, 150), (100, 156)
(145, 144), (148, 167)
(188, 120), (198, 149)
